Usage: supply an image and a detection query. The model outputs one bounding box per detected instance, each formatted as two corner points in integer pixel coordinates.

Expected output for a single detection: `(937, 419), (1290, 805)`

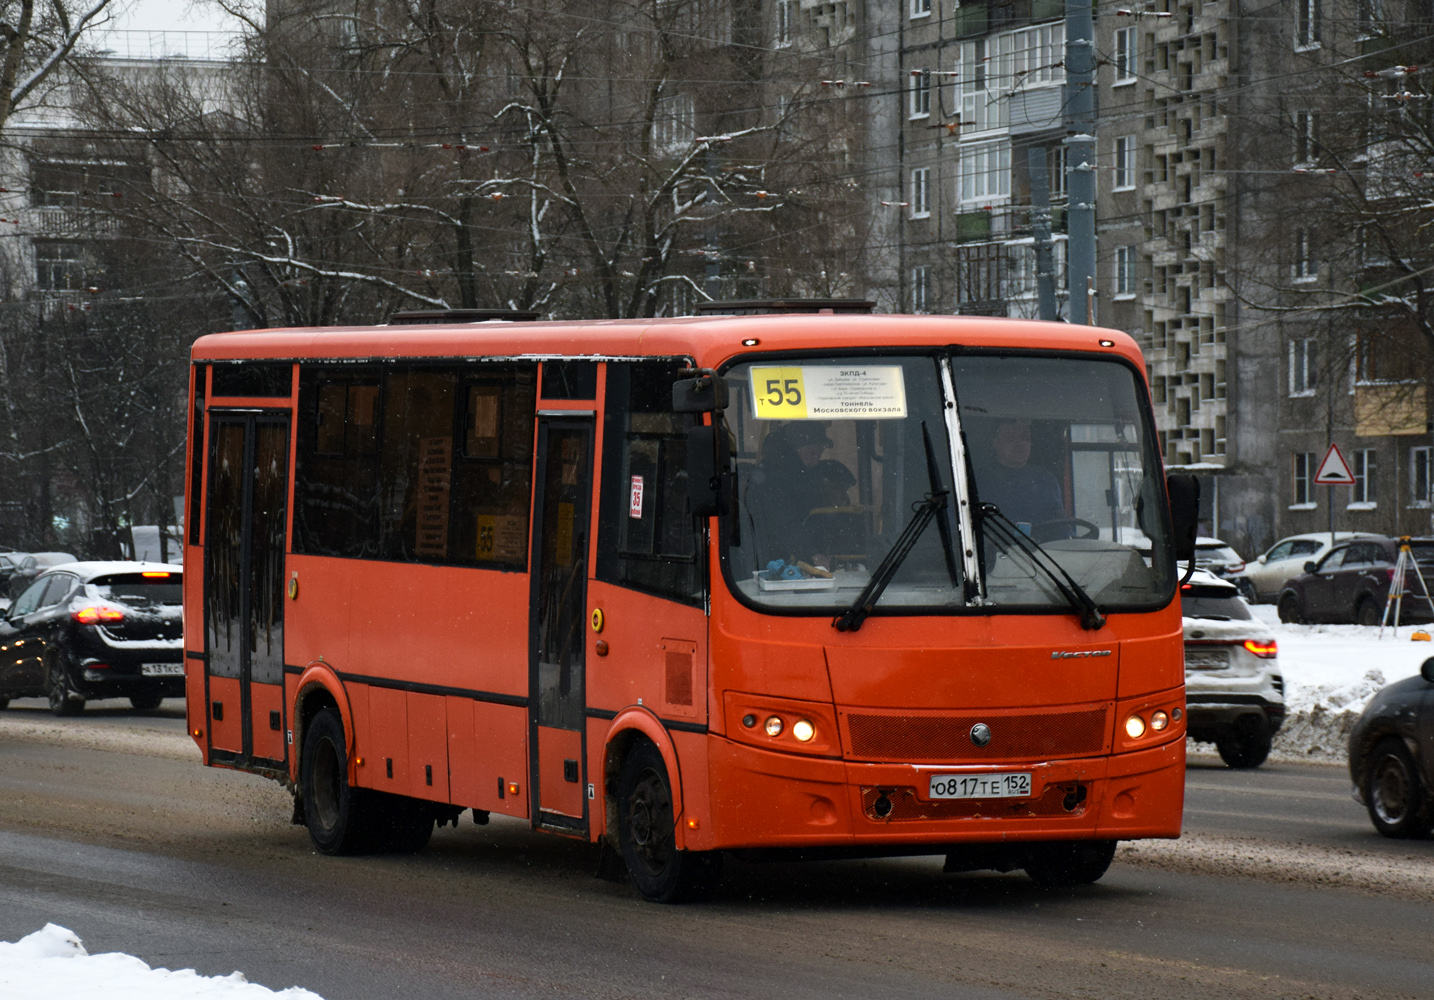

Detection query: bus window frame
(713, 345), (1177, 620)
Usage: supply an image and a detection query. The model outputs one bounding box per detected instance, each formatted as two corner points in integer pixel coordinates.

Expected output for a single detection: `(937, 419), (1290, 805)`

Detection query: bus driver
(977, 418), (1064, 531)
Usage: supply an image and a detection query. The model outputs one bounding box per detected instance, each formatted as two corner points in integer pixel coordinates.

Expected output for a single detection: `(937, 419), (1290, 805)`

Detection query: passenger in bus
(978, 418), (1064, 530)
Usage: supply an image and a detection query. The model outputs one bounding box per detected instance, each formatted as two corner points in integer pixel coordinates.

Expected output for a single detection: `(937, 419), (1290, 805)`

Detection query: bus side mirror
(672, 372), (729, 413)
(686, 424), (731, 518)
(1166, 473), (1200, 564)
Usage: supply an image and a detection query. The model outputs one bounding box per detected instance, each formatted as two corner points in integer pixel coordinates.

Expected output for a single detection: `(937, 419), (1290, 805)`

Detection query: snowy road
(1, 706), (1433, 999)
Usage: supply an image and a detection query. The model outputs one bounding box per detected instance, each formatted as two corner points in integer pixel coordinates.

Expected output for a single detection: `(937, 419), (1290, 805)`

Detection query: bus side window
(294, 369), (382, 558)
(451, 364), (537, 569)
(597, 362), (702, 606)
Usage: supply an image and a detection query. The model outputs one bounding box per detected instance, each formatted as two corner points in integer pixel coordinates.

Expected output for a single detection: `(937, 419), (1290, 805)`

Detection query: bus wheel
(1023, 839), (1116, 888)
(301, 707), (369, 855)
(617, 740), (721, 903)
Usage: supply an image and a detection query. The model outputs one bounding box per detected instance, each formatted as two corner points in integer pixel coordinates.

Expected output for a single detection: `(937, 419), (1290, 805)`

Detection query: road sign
(1313, 443), (1355, 485)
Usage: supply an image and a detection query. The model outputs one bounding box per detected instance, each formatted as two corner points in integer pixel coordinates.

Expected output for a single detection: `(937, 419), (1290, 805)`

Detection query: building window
(653, 92), (695, 151)
(1412, 447), (1431, 507)
(1113, 27), (1137, 84)
(1351, 449), (1377, 506)
(1049, 144), (1067, 200)
(775, 0), (792, 45)
(910, 69), (931, 119)
(1358, 0), (1385, 38)
(911, 0), (931, 17)
(1113, 135), (1136, 190)
(911, 265), (931, 313)
(34, 241), (86, 291)
(910, 167), (930, 218)
(1115, 245), (1136, 297)
(1289, 338), (1318, 395)
(1296, 0), (1321, 48)
(1293, 451), (1316, 506)
(1294, 110), (1318, 165)
(958, 141), (1011, 204)
(1294, 228), (1318, 281)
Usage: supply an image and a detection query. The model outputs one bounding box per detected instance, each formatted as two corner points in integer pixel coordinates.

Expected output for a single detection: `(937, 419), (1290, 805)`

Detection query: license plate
(1185, 648), (1229, 670)
(140, 663), (183, 677)
(929, 772), (1031, 799)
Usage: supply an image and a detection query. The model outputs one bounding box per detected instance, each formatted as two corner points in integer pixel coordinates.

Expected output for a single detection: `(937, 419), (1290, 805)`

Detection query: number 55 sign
(749, 365), (908, 420)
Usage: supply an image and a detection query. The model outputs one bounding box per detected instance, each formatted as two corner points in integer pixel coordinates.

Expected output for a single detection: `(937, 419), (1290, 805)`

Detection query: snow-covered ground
(0, 925), (324, 1000)
(1236, 604), (1434, 761)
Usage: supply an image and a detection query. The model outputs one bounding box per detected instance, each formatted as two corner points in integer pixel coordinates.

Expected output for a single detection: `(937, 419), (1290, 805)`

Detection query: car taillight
(73, 606), (124, 624)
(1386, 568), (1396, 581)
(1228, 562), (1245, 573)
(1242, 639), (1278, 658)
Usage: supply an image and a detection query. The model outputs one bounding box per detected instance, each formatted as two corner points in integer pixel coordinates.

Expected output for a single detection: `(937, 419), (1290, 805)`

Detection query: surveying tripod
(1379, 536), (1434, 637)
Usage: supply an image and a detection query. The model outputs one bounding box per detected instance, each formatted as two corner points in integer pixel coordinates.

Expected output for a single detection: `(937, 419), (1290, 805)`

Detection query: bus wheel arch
(610, 732), (721, 902)
(603, 711), (686, 850)
(292, 665), (355, 783)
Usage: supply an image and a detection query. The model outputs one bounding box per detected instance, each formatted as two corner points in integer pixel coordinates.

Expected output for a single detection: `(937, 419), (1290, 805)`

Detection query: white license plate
(140, 663), (183, 677)
(929, 772), (1032, 800)
(1185, 648), (1229, 670)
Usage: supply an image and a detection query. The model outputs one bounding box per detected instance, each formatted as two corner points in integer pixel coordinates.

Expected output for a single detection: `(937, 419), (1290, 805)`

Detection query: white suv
(1181, 570), (1285, 768)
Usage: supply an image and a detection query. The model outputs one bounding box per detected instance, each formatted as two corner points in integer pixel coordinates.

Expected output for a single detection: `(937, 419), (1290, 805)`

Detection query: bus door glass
(204, 412), (290, 767)
(529, 417), (594, 827)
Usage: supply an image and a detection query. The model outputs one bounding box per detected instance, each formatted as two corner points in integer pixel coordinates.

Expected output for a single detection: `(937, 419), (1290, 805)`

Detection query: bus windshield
(722, 352), (1173, 615)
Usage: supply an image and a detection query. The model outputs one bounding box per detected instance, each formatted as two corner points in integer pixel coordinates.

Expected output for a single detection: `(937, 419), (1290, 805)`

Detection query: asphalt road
(1, 700), (1431, 1000)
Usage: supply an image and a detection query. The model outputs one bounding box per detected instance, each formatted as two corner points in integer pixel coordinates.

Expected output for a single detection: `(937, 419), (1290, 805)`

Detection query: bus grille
(843, 707), (1109, 762)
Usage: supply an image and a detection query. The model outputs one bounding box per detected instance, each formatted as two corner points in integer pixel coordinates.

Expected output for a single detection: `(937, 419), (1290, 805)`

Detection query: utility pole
(1027, 145), (1058, 321)
(1065, 0), (1096, 327)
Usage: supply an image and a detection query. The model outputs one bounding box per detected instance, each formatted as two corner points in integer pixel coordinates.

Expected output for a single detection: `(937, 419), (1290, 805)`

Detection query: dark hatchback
(0, 561), (183, 715)
(1349, 658), (1434, 837)
(1277, 537), (1434, 625)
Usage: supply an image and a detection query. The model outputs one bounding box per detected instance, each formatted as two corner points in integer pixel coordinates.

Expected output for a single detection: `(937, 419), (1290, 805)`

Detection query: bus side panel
(670, 729), (712, 850)
(283, 555), (353, 677)
(585, 580), (708, 723)
(361, 685), (410, 792)
(407, 692), (449, 800)
(207, 676), (243, 754)
(450, 699), (529, 819)
(537, 725), (584, 818)
(250, 682), (286, 762)
(185, 654), (206, 757)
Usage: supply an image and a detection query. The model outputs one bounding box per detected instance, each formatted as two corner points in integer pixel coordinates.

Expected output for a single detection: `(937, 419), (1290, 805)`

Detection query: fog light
(1125, 714), (1146, 739)
(792, 719), (815, 742)
(764, 716), (784, 737)
(742, 714), (757, 728)
(1172, 707), (1183, 721)
(1150, 710), (1169, 731)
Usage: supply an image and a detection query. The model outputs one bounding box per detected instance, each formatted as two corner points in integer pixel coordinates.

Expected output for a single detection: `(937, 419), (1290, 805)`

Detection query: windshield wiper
(833, 422), (956, 633)
(979, 503), (1107, 631)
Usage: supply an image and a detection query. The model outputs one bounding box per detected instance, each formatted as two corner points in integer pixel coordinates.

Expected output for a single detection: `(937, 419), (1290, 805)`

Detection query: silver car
(1182, 570), (1285, 768)
(1230, 532), (1379, 603)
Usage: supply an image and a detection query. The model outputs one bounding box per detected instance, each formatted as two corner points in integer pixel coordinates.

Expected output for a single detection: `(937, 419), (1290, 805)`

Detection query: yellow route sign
(749, 365), (907, 420)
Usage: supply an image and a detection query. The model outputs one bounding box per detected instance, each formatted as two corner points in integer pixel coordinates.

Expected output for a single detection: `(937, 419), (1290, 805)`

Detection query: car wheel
(129, 693), (163, 711)
(1235, 579), (1258, 603)
(46, 653), (83, 717)
(1278, 594), (1306, 624)
(301, 707), (373, 855)
(1023, 839), (1117, 888)
(1216, 731), (1272, 769)
(1364, 737), (1432, 839)
(1358, 597), (1383, 628)
(617, 739), (722, 903)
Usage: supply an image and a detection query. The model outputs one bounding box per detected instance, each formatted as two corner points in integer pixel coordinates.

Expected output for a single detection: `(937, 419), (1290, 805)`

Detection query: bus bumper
(704, 735), (1184, 851)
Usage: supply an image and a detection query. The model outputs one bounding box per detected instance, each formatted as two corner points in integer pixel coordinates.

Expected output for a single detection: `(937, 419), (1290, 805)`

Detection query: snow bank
(0, 925), (325, 1000)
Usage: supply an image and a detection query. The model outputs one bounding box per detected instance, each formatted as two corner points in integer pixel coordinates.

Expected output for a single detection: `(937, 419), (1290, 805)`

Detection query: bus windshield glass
(953, 353), (1173, 610)
(724, 356), (963, 611)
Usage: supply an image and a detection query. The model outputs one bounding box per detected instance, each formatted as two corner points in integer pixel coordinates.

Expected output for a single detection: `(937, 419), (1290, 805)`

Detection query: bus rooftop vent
(693, 298), (875, 316)
(388, 309), (541, 324)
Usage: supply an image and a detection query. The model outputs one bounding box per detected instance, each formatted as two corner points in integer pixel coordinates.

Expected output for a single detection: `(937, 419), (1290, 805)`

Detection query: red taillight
(73, 605), (124, 624)
(1386, 568), (1397, 581)
(1228, 562), (1245, 573)
(1242, 639), (1278, 658)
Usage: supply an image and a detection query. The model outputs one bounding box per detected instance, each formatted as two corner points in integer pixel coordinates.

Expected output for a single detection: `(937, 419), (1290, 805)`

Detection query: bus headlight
(1150, 710), (1169, 732)
(792, 719), (815, 742)
(764, 716), (784, 737)
(1124, 714), (1146, 739)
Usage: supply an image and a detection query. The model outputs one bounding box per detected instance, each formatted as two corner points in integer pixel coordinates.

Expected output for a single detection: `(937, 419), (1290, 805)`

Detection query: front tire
(617, 740), (722, 902)
(1023, 839), (1116, 887)
(46, 654), (83, 717)
(1365, 737), (1432, 838)
(1216, 730), (1272, 769)
(1358, 597), (1382, 628)
(1278, 594), (1306, 624)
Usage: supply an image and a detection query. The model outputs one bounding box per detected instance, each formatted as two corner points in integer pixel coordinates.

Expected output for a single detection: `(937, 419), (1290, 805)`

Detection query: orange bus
(183, 303), (1199, 902)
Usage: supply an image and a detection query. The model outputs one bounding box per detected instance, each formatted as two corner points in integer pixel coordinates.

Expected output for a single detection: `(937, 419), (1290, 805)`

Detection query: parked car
(0, 561), (183, 715)
(1182, 570), (1285, 768)
(1230, 531), (1380, 603)
(5, 552), (78, 601)
(1193, 537), (1246, 578)
(1277, 537), (1434, 626)
(1348, 658), (1434, 838)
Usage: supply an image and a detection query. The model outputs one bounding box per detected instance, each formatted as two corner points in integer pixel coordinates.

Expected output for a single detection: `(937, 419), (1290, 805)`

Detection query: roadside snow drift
(0, 924), (324, 1000)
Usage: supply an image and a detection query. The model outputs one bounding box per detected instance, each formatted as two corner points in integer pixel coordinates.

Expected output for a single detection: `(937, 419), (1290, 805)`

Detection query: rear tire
(1216, 730), (1272, 769)
(1277, 594), (1306, 624)
(1364, 737), (1432, 839)
(617, 740), (722, 902)
(1023, 840), (1116, 888)
(1358, 597), (1383, 627)
(46, 654), (83, 717)
(129, 693), (163, 711)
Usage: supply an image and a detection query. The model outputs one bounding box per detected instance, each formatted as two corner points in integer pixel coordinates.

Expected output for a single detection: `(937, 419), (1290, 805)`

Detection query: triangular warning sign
(1314, 443), (1355, 485)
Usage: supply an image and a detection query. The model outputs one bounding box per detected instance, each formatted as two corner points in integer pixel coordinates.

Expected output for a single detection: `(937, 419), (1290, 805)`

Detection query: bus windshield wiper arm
(979, 503), (1107, 631)
(832, 489), (949, 632)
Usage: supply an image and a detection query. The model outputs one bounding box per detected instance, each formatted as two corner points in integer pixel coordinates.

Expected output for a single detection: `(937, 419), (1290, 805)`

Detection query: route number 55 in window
(748, 365), (908, 420)
(751, 366), (808, 418)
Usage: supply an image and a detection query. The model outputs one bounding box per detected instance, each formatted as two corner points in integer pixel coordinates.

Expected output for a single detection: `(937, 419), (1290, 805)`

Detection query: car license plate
(1185, 648), (1229, 670)
(140, 663), (183, 677)
(929, 772), (1031, 800)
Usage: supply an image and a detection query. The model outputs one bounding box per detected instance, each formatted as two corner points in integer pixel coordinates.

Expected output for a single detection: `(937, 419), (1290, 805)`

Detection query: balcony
(26, 207), (120, 238)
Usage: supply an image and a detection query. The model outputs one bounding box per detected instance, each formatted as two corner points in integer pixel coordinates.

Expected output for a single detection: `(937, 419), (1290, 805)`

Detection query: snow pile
(0, 925), (325, 1000)
(1247, 606), (1433, 761)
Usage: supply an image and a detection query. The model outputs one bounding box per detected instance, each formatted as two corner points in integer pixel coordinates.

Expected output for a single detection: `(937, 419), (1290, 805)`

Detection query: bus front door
(203, 413), (290, 770)
(529, 418), (593, 831)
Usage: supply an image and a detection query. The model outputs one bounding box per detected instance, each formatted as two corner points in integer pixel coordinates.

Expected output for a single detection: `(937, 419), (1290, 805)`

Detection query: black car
(1277, 536), (1434, 625)
(0, 561), (184, 715)
(1348, 657), (1434, 838)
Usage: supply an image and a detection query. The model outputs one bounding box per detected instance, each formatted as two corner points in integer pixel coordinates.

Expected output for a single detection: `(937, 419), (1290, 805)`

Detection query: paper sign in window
(415, 436), (452, 558)
(749, 365), (907, 420)
(476, 513), (527, 562)
(629, 475), (645, 518)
